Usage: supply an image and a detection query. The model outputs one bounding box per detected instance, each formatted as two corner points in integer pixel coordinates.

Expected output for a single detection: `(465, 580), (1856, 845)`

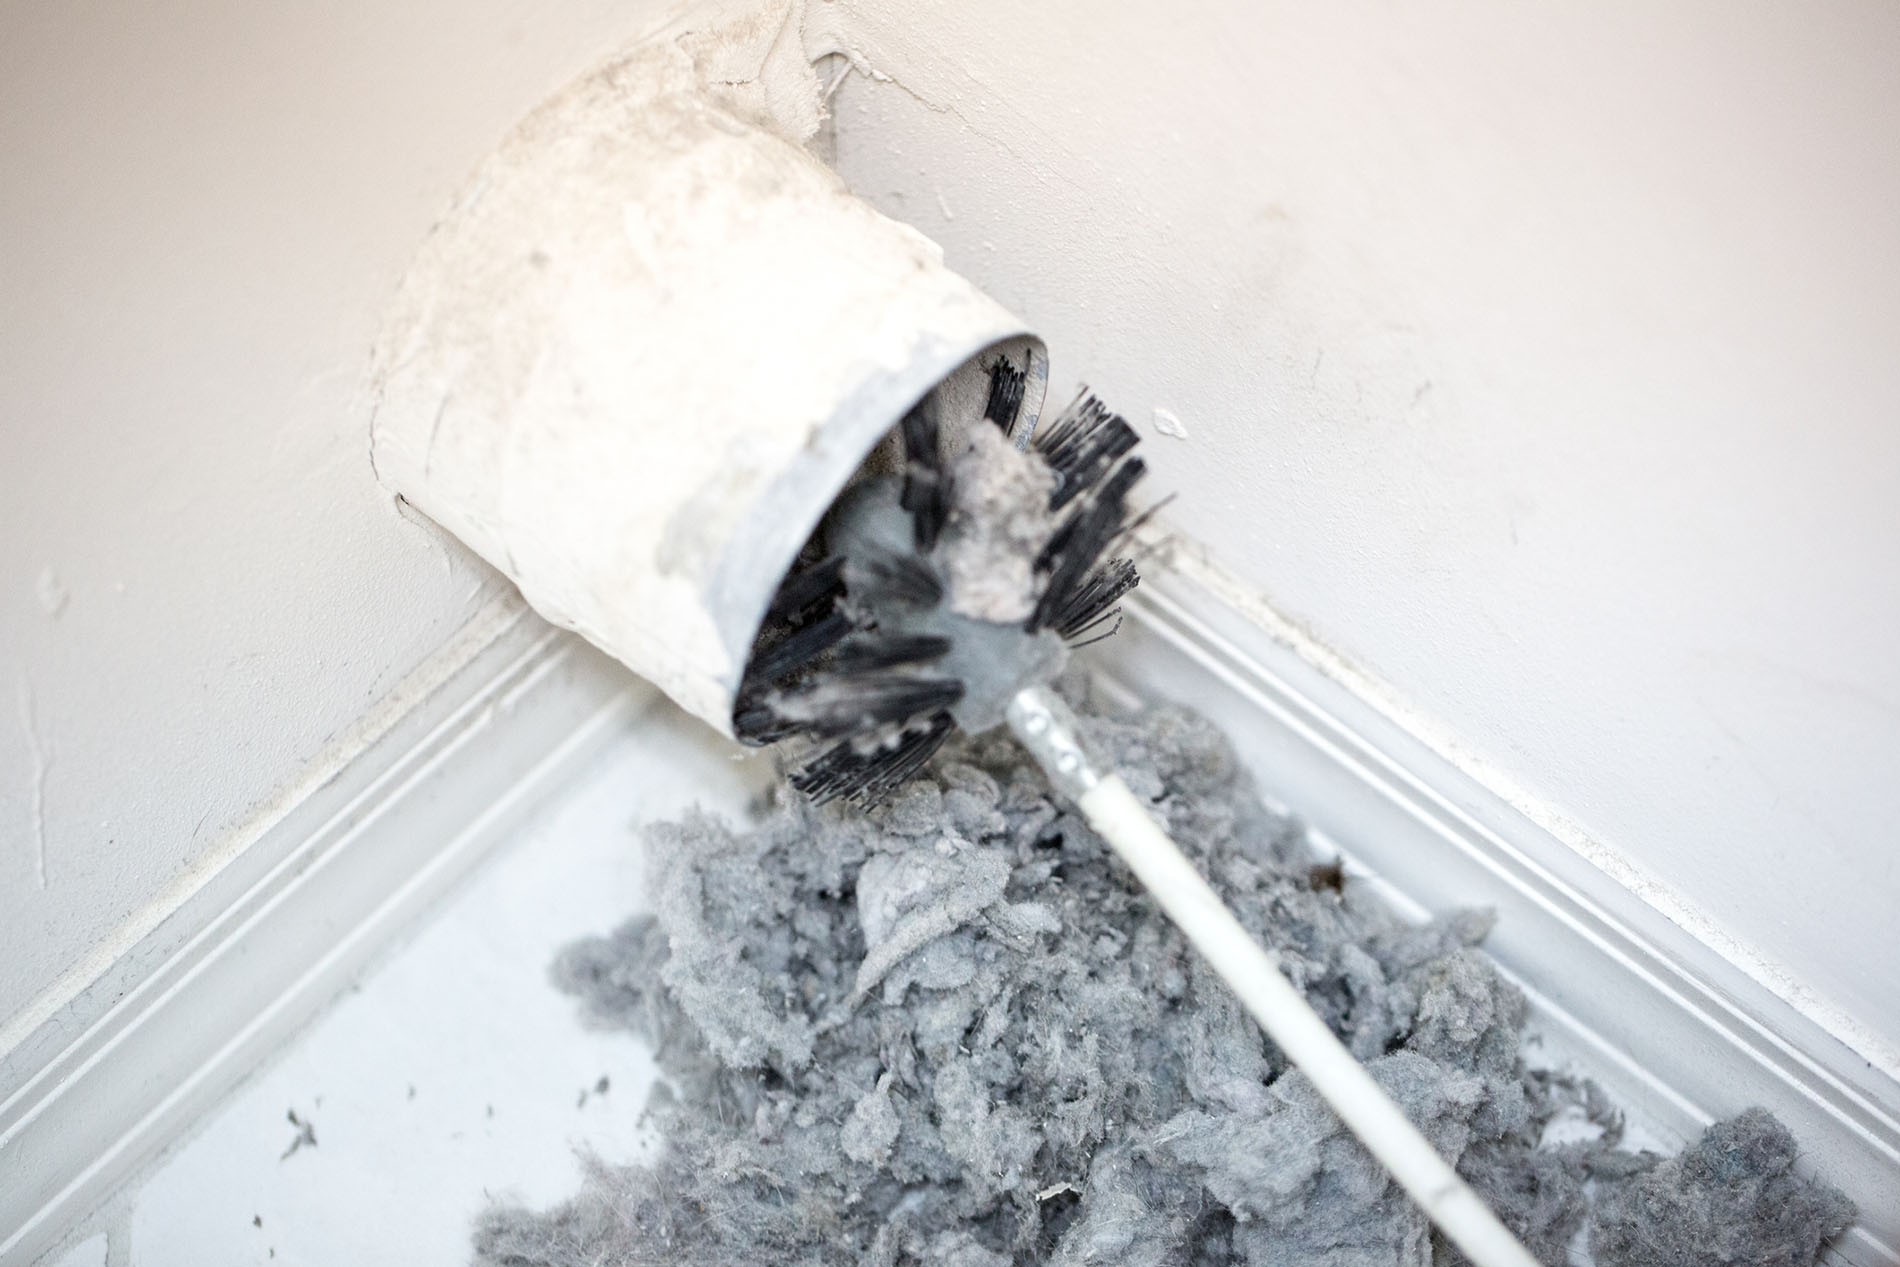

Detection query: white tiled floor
(81, 707), (774, 1267)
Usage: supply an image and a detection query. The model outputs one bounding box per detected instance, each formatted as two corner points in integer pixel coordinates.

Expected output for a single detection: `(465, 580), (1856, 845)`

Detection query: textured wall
(824, 0), (1900, 1071)
(0, 0), (690, 1032)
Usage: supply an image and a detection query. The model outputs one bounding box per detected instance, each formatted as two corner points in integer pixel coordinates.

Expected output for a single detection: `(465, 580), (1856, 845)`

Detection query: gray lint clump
(936, 423), (1058, 625)
(473, 684), (1854, 1267)
(1588, 1108), (1856, 1267)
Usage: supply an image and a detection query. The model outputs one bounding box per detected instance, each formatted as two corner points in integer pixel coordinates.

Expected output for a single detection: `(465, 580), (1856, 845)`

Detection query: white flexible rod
(1005, 687), (1540, 1267)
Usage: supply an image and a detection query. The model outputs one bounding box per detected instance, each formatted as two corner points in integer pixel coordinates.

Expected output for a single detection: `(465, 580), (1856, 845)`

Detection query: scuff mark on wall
(18, 675), (51, 889)
(35, 567), (69, 618)
(1151, 407), (1190, 440)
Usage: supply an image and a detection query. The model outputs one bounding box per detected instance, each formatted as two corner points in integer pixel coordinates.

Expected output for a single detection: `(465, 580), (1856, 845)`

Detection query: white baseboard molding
(1103, 565), (1899, 1266)
(5, 563), (1894, 1265)
(0, 606), (648, 1267)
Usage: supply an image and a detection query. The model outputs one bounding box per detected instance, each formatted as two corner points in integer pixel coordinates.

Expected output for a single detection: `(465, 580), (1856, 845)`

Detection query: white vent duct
(370, 38), (1046, 732)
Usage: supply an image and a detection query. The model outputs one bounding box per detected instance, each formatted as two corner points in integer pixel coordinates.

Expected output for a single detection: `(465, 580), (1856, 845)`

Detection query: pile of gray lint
(473, 682), (1855, 1267)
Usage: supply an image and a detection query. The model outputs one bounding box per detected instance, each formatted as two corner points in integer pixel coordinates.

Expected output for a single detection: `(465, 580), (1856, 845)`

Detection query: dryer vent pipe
(370, 40), (1047, 734)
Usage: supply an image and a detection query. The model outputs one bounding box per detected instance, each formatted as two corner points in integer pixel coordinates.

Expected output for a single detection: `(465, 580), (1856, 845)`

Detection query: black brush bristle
(735, 557), (857, 745)
(1061, 608), (1125, 650)
(765, 555), (846, 625)
(983, 356), (1027, 435)
(843, 547), (944, 609)
(736, 384), (1155, 804)
(776, 674), (964, 740)
(1031, 456), (1147, 634)
(732, 697), (800, 745)
(899, 395), (950, 551)
(742, 609), (855, 688)
(1033, 391), (1140, 511)
(1046, 558), (1140, 643)
(791, 711), (956, 806)
(1039, 455), (1147, 572)
(830, 632), (952, 673)
(732, 538), (945, 765)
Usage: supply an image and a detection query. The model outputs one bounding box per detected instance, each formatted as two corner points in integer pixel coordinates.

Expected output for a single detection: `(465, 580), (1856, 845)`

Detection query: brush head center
(733, 362), (1151, 805)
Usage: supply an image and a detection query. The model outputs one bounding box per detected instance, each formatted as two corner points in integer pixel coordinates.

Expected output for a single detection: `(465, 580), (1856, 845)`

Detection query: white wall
(0, 1), (689, 1031)
(823, 0), (1900, 1070)
(6, 0), (1897, 1097)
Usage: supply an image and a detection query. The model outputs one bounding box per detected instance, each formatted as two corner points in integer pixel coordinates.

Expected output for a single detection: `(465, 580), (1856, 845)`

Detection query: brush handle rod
(1005, 687), (1539, 1267)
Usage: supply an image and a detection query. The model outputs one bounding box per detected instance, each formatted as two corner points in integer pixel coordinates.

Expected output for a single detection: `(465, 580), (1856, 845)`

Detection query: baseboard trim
(1102, 565), (1898, 1266)
(0, 609), (648, 1267)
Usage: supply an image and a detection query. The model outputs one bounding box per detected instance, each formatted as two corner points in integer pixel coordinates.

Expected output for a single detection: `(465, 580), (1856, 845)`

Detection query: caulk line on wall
(16, 677), (50, 891)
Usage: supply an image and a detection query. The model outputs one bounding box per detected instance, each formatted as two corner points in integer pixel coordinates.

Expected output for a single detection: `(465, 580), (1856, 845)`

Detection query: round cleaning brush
(737, 369), (1540, 1267)
(731, 369), (1151, 804)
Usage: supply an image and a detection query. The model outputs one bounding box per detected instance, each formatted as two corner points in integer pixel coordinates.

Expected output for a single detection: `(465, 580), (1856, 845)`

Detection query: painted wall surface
(0, 1), (689, 1030)
(823, 1), (1900, 1070)
(7, 0), (1898, 1099)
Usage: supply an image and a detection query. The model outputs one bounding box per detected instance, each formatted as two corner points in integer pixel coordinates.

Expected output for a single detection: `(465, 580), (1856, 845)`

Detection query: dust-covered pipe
(370, 35), (1046, 734)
